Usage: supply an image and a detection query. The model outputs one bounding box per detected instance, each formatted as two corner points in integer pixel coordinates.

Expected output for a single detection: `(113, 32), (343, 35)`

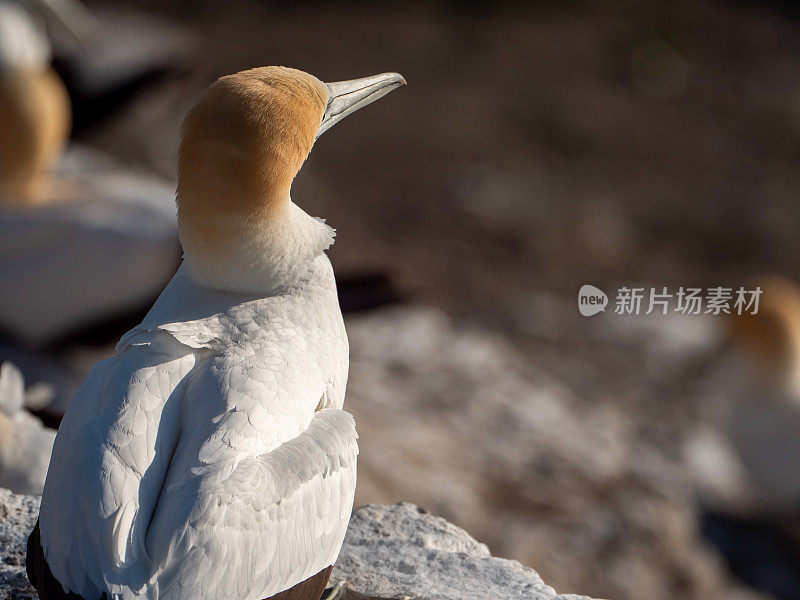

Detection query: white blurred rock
(333, 503), (594, 600)
(0, 363), (54, 495)
(345, 304), (761, 600)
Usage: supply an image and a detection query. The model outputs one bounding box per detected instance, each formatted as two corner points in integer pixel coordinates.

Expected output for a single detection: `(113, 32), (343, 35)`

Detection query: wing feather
(39, 332), (198, 599)
(144, 408), (357, 600)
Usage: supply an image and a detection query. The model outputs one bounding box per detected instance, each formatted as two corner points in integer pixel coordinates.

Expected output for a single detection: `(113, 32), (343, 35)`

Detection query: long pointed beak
(317, 72), (406, 138)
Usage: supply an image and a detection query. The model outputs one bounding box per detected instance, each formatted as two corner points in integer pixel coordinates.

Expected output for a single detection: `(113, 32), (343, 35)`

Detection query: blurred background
(3, 1), (800, 599)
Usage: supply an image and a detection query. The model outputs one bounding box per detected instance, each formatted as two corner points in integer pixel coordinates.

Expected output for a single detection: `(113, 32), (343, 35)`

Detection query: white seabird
(722, 277), (800, 514)
(28, 66), (405, 600)
(0, 361), (55, 495)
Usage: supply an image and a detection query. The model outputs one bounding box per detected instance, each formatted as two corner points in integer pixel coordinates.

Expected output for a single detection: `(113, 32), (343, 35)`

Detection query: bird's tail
(27, 520), (92, 600)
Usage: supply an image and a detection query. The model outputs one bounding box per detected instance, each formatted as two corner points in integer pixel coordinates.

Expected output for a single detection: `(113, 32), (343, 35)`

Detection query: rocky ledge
(0, 490), (593, 600)
(332, 502), (593, 600)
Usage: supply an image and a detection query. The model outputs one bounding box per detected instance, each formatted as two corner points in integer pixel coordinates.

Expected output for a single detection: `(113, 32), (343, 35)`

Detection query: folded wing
(144, 408), (358, 600)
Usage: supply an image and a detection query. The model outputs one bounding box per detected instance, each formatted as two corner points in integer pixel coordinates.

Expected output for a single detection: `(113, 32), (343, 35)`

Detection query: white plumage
(0, 148), (179, 347)
(40, 257), (353, 600)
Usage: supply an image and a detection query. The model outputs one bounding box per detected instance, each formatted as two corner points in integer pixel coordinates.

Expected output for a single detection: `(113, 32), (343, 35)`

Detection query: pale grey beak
(317, 72), (406, 138)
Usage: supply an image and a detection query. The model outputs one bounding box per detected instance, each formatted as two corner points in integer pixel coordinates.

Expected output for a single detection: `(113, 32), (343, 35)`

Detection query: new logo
(578, 284), (608, 317)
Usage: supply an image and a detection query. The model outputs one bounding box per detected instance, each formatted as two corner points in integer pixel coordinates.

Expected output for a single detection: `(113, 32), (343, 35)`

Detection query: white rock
(0, 488), (39, 597)
(333, 503), (594, 600)
(343, 304), (756, 600)
(0, 364), (55, 495)
(0, 491), (593, 600)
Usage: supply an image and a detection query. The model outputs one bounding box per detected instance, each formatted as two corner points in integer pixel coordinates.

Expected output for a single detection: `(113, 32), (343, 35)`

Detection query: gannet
(0, 0), (71, 205)
(0, 361), (56, 495)
(0, 3), (179, 348)
(27, 66), (405, 600)
(721, 277), (800, 513)
(728, 278), (800, 393)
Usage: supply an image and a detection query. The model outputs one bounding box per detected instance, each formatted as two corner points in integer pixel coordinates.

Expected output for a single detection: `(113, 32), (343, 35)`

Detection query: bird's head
(0, 1), (70, 206)
(728, 278), (800, 396)
(177, 66), (405, 293)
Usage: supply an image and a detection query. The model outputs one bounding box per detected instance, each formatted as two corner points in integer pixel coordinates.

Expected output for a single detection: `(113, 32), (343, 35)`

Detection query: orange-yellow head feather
(0, 67), (70, 205)
(729, 277), (800, 395)
(178, 66), (327, 229)
(0, 2), (71, 206)
(176, 66), (404, 294)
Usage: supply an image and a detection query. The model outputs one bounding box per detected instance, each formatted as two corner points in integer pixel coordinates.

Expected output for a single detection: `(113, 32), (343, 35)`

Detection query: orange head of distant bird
(0, 1), (71, 206)
(176, 66), (405, 294)
(728, 277), (800, 394)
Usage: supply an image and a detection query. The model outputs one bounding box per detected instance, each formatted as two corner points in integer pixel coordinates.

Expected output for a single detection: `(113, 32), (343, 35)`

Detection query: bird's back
(38, 255), (353, 600)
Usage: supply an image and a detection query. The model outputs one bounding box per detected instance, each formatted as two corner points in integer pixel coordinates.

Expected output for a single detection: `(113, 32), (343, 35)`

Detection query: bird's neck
(180, 199), (335, 295)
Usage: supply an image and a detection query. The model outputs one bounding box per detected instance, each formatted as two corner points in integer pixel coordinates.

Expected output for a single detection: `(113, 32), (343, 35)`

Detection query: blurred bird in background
(725, 277), (800, 514)
(0, 0), (182, 351)
(678, 277), (800, 600)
